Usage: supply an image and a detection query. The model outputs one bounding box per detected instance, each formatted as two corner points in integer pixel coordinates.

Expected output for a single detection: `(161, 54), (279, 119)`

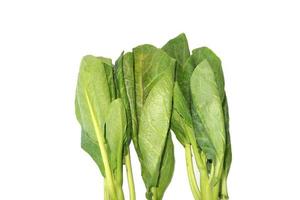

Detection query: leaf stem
(212, 182), (220, 200)
(104, 179), (110, 200)
(200, 173), (213, 200)
(186, 127), (208, 178)
(125, 150), (136, 200)
(219, 175), (229, 200)
(150, 187), (158, 200)
(115, 183), (125, 200)
(84, 90), (117, 200)
(185, 144), (201, 200)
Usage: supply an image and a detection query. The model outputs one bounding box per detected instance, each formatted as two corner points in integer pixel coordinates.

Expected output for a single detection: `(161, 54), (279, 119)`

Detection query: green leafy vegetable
(75, 33), (232, 200)
(163, 34), (232, 200)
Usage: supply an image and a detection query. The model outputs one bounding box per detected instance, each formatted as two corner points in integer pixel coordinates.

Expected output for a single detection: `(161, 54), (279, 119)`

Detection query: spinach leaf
(105, 99), (127, 200)
(133, 45), (175, 197)
(156, 133), (175, 200)
(81, 128), (105, 175)
(162, 33), (190, 69)
(75, 55), (113, 176)
(75, 55), (118, 199)
(190, 60), (226, 183)
(219, 96), (232, 199)
(115, 52), (137, 155)
(191, 48), (225, 101)
(192, 47), (231, 197)
(162, 33), (192, 146)
(105, 99), (127, 180)
(133, 44), (157, 120)
(98, 56), (117, 100)
(170, 83), (193, 145)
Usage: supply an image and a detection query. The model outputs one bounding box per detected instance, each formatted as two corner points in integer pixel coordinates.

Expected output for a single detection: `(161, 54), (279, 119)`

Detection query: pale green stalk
(212, 182), (220, 200)
(185, 127), (209, 186)
(185, 144), (201, 200)
(125, 150), (136, 200)
(200, 173), (213, 200)
(151, 187), (158, 200)
(104, 179), (110, 200)
(220, 176), (229, 200)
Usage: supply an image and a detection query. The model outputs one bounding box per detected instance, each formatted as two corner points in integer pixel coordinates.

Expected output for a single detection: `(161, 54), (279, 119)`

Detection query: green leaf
(162, 33), (192, 146)
(105, 99), (127, 184)
(162, 33), (190, 67)
(162, 33), (192, 109)
(192, 47), (231, 193)
(192, 48), (225, 101)
(170, 83), (193, 145)
(190, 60), (226, 183)
(138, 73), (174, 188)
(175, 56), (196, 108)
(97, 56), (116, 101)
(115, 52), (137, 155)
(81, 129), (105, 175)
(133, 44), (158, 120)
(133, 45), (175, 190)
(156, 133), (175, 200)
(177, 46), (224, 109)
(75, 55), (113, 176)
(219, 96), (232, 198)
(75, 96), (81, 124)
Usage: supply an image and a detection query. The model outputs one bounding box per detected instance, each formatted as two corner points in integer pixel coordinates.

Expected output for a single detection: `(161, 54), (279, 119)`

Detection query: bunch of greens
(75, 33), (231, 200)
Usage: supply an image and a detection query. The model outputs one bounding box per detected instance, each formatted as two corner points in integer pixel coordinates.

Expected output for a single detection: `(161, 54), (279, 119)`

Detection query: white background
(0, 0), (299, 199)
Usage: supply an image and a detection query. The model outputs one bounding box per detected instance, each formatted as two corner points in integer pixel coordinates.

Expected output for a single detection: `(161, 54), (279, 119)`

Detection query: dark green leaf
(75, 55), (113, 176)
(162, 33), (192, 146)
(170, 83), (193, 145)
(219, 96), (232, 198)
(191, 47), (225, 101)
(98, 56), (116, 101)
(133, 44), (158, 120)
(115, 52), (138, 155)
(156, 133), (175, 200)
(133, 45), (175, 190)
(81, 129), (105, 175)
(190, 60), (226, 182)
(162, 33), (190, 67)
(105, 99), (127, 170)
(105, 99), (127, 183)
(192, 47), (231, 192)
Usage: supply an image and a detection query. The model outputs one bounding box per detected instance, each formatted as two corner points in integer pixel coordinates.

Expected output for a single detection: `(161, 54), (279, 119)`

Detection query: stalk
(104, 179), (110, 200)
(212, 182), (220, 200)
(219, 176), (229, 200)
(114, 153), (125, 200)
(85, 90), (117, 199)
(150, 187), (158, 200)
(125, 150), (136, 200)
(185, 144), (201, 200)
(186, 126), (207, 172)
(115, 183), (125, 200)
(200, 173), (213, 200)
